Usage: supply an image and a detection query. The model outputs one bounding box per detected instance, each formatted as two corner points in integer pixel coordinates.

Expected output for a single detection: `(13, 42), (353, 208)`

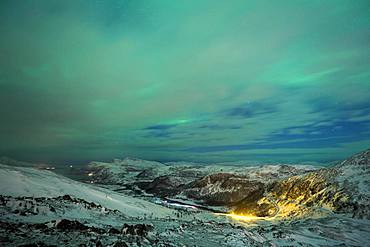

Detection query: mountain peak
(337, 148), (370, 168)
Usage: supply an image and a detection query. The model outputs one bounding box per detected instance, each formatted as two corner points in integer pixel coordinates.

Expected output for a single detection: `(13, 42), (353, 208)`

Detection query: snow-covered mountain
(86, 149), (370, 221)
(87, 158), (317, 200)
(86, 158), (168, 185)
(234, 148), (370, 219)
(0, 163), (173, 218)
(1, 150), (370, 246)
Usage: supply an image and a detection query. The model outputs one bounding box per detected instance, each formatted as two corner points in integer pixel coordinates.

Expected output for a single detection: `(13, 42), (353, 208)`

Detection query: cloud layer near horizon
(1, 0), (370, 164)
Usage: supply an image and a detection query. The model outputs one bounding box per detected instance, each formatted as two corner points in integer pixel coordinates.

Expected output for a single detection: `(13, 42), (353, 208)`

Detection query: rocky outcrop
(136, 169), (158, 180)
(137, 176), (184, 196)
(182, 173), (266, 206)
(55, 219), (88, 231)
(233, 148), (370, 219)
(121, 223), (154, 237)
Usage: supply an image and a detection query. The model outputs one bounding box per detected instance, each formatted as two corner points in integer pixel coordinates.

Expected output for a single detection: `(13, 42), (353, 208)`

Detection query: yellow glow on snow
(215, 212), (269, 222)
(216, 201), (305, 222)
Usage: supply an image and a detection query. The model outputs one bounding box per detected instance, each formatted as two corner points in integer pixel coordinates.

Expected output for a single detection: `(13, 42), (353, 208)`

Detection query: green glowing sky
(0, 0), (370, 164)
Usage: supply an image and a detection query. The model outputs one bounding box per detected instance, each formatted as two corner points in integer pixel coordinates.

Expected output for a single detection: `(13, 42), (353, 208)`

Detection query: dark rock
(55, 219), (88, 231)
(136, 169), (156, 179)
(95, 240), (103, 247)
(90, 226), (106, 234)
(33, 223), (48, 230)
(140, 176), (184, 196)
(108, 227), (120, 234)
(62, 194), (72, 201)
(121, 223), (154, 237)
(0, 195), (5, 205)
(112, 241), (128, 247)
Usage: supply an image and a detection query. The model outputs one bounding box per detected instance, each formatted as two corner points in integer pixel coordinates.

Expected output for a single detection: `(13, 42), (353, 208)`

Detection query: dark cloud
(199, 124), (242, 130)
(144, 124), (178, 130)
(185, 118), (370, 153)
(225, 101), (277, 118)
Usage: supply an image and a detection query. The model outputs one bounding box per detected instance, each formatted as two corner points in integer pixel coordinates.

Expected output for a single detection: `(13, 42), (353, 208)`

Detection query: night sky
(1, 0), (370, 164)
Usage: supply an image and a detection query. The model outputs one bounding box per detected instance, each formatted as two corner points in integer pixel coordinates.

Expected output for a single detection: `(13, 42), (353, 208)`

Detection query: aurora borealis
(0, 1), (369, 164)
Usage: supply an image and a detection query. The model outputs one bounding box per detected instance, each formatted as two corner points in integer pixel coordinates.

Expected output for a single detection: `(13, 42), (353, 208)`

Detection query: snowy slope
(0, 164), (174, 218)
(87, 158), (169, 184)
(88, 157), (317, 187)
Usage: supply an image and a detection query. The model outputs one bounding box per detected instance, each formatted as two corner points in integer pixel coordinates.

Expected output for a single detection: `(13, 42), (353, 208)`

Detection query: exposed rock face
(233, 149), (370, 219)
(108, 227), (121, 234)
(138, 176), (184, 196)
(269, 169), (344, 207)
(182, 173), (265, 206)
(55, 219), (88, 231)
(136, 169), (158, 181)
(333, 148), (370, 218)
(231, 189), (277, 217)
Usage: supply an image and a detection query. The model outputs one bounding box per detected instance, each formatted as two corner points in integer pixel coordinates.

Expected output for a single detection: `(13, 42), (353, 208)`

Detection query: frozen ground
(1, 154), (370, 246)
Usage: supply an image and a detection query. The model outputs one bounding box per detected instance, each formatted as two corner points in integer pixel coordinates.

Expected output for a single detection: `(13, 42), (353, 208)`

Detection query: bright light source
(215, 212), (268, 222)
